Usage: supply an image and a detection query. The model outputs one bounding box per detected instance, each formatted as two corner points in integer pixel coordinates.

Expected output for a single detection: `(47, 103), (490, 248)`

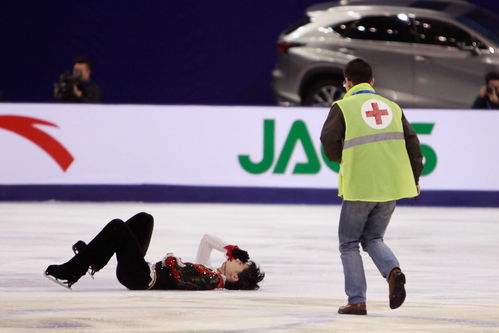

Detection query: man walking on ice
(321, 58), (423, 315)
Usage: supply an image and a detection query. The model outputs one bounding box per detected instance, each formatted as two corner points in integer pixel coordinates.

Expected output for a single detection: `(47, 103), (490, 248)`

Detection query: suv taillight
(277, 41), (304, 53)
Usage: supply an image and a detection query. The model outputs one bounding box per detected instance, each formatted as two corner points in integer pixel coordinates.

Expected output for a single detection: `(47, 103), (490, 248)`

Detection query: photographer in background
(54, 56), (102, 103)
(471, 72), (499, 109)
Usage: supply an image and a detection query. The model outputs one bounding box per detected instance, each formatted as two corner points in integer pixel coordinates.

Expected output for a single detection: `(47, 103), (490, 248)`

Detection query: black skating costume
(45, 212), (233, 290)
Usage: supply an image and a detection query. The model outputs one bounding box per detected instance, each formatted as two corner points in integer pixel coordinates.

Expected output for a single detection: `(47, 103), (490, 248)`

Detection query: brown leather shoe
(388, 268), (406, 309)
(338, 302), (367, 315)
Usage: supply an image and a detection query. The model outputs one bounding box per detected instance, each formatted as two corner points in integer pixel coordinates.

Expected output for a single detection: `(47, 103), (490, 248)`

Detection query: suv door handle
(339, 47), (355, 53)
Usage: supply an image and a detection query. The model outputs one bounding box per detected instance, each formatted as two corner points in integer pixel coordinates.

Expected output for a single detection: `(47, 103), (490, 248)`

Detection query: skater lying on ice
(45, 212), (265, 290)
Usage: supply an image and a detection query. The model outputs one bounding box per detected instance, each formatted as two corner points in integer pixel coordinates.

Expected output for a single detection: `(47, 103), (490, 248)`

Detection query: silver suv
(271, 0), (499, 108)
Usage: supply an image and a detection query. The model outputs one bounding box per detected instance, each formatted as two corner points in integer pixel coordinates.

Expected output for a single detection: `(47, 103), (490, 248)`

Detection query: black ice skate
(44, 264), (85, 289)
(71, 240), (97, 279)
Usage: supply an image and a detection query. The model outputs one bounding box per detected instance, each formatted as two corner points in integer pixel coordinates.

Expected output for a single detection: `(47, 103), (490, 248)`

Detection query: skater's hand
(232, 248), (249, 263)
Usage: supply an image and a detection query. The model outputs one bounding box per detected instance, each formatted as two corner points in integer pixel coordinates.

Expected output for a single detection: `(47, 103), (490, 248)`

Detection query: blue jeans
(339, 200), (400, 304)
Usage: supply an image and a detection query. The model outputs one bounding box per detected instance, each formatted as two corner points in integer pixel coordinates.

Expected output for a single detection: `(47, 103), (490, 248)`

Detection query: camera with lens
(486, 85), (498, 97)
(54, 70), (82, 100)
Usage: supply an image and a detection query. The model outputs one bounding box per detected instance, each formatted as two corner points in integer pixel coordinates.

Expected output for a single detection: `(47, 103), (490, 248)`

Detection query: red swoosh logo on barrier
(0, 115), (74, 171)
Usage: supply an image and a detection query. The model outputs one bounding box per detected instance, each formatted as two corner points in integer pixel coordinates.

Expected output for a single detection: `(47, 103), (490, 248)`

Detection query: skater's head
(223, 260), (265, 290)
(220, 258), (248, 282)
(343, 58), (374, 90)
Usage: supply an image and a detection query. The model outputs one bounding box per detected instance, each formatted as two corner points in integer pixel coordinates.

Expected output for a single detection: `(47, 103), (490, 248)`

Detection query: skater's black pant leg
(124, 212), (154, 256)
(85, 219), (152, 290)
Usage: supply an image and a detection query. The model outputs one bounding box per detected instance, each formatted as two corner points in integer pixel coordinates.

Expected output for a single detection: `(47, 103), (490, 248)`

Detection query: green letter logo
(238, 119), (275, 174)
(273, 120), (320, 174)
(238, 119), (321, 174)
(411, 123), (437, 176)
(239, 120), (437, 176)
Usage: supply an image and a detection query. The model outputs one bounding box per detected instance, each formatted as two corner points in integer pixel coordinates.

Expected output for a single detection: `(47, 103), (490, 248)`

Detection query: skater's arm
(196, 234), (227, 267)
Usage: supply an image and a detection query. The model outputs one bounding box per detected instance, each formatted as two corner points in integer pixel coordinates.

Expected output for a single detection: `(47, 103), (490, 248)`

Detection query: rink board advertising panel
(0, 104), (498, 206)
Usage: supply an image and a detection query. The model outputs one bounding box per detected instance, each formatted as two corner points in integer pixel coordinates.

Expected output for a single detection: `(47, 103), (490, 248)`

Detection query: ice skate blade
(44, 272), (73, 290)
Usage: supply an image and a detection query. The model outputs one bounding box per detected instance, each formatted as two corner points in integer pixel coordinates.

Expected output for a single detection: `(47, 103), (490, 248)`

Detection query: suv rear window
(457, 8), (499, 46)
(413, 17), (473, 47)
(333, 16), (416, 43)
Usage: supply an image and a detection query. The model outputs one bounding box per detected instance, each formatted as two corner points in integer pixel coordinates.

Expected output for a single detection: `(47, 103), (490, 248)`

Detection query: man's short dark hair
(224, 261), (265, 290)
(344, 58), (373, 85)
(74, 56), (92, 70)
(485, 72), (499, 84)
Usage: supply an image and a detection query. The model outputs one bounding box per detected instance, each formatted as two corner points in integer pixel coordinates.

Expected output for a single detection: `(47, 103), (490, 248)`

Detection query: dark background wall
(0, 1), (498, 105)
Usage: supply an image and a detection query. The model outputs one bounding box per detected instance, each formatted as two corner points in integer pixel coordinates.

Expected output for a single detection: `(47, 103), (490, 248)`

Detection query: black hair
(485, 72), (499, 84)
(224, 261), (265, 290)
(344, 58), (373, 85)
(74, 56), (92, 70)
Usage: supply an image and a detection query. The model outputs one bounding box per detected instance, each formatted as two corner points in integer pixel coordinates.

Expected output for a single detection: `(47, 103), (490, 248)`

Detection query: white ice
(1, 202), (499, 332)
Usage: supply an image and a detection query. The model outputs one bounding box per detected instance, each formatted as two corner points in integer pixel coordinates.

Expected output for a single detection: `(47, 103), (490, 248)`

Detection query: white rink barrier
(0, 103), (498, 206)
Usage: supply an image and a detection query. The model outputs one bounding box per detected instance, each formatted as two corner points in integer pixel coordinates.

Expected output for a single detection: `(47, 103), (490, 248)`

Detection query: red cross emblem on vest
(365, 102), (389, 125)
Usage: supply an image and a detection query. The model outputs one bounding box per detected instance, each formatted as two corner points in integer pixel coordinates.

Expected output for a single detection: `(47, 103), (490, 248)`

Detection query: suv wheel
(303, 80), (344, 106)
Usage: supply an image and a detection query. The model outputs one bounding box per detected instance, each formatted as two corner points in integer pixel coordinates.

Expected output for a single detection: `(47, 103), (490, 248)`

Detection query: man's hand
(73, 85), (83, 98)
(479, 85), (487, 98)
(488, 90), (499, 104)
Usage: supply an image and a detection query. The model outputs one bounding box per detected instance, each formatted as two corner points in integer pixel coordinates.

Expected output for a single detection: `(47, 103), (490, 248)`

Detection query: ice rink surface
(1, 202), (499, 332)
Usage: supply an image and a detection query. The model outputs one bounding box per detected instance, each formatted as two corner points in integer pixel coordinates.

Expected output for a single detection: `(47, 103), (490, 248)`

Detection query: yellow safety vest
(334, 83), (418, 201)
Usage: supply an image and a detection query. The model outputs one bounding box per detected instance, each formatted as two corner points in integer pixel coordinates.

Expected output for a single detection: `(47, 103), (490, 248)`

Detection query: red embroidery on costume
(192, 264), (224, 288)
(164, 256), (180, 279)
(217, 275), (224, 288)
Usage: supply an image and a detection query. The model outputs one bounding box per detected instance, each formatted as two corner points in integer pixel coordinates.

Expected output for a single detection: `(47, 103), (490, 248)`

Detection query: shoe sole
(338, 309), (367, 315)
(390, 272), (406, 309)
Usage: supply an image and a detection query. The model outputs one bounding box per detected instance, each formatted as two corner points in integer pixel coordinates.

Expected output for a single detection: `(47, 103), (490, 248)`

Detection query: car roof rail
(307, 0), (475, 16)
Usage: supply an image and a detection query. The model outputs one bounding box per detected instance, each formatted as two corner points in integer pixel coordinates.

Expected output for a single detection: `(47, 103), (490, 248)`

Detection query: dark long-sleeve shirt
(320, 104), (424, 185)
(59, 81), (102, 103)
(471, 96), (499, 109)
(76, 81), (102, 103)
(149, 234), (228, 290)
